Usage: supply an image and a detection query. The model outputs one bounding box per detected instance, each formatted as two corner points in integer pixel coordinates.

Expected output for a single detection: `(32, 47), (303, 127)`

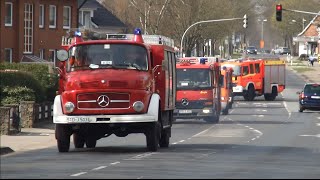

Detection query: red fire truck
(53, 28), (176, 152)
(174, 57), (221, 123)
(221, 58), (286, 101)
(220, 66), (234, 115)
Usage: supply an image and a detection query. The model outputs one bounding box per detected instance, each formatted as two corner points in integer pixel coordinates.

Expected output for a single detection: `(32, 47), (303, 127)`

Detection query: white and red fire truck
(174, 57), (221, 123)
(53, 28), (176, 152)
(221, 57), (286, 101)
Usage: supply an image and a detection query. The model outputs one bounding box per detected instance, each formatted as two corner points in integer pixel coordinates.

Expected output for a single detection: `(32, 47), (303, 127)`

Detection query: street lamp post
(179, 17), (244, 57)
(258, 19), (267, 42)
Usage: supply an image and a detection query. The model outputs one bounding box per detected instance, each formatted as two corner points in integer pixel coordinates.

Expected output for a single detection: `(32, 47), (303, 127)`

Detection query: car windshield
(304, 84), (320, 94)
(177, 68), (212, 90)
(247, 47), (256, 50)
(67, 44), (148, 72)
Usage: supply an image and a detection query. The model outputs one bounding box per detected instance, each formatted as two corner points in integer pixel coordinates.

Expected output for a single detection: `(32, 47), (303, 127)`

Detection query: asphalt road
(1, 69), (319, 179)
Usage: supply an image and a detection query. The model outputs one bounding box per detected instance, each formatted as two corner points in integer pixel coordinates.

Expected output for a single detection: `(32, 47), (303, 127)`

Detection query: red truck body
(53, 29), (176, 152)
(174, 57), (221, 123)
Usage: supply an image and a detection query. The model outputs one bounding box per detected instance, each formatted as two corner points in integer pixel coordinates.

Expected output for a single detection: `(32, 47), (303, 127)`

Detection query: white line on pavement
(110, 161), (120, 165)
(70, 172), (87, 177)
(92, 166), (107, 171)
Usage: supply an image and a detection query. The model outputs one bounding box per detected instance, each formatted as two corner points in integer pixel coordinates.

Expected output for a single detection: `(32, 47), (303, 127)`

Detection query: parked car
(273, 47), (290, 55)
(297, 83), (320, 112)
(245, 46), (257, 54)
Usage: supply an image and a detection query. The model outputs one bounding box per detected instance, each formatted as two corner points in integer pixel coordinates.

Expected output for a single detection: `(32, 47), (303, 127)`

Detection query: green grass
(292, 67), (316, 73)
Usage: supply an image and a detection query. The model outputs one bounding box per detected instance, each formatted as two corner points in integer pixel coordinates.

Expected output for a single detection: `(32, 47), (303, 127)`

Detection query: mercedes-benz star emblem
(97, 95), (110, 107)
(181, 98), (189, 106)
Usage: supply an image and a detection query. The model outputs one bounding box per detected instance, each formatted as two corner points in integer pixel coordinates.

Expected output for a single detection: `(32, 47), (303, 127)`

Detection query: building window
(39, 5), (44, 28)
(79, 10), (91, 27)
(39, 49), (45, 59)
(63, 6), (71, 29)
(4, 48), (13, 63)
(49, 49), (56, 65)
(49, 5), (56, 28)
(5, 2), (13, 26)
(24, 3), (33, 54)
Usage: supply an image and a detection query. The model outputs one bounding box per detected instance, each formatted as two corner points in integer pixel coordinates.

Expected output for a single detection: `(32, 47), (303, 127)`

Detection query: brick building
(0, 0), (78, 65)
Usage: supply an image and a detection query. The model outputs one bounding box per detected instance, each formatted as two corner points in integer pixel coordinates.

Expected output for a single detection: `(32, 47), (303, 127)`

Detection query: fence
(0, 101), (53, 135)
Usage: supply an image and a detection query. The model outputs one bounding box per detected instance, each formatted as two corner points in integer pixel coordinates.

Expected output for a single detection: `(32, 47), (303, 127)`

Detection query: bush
(1, 86), (35, 105)
(0, 71), (45, 105)
(0, 63), (58, 102)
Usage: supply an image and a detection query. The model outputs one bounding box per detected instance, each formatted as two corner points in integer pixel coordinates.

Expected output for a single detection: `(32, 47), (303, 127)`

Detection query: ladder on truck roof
(106, 33), (175, 48)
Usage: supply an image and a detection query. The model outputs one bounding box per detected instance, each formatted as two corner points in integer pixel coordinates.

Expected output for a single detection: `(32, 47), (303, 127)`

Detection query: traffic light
(243, 14), (248, 28)
(276, 4), (282, 21)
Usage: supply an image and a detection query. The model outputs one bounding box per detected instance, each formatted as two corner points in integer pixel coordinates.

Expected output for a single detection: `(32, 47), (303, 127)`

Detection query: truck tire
(146, 122), (160, 152)
(85, 138), (97, 148)
(55, 124), (71, 152)
(264, 87), (277, 101)
(73, 133), (85, 148)
(159, 128), (170, 148)
(247, 85), (255, 101)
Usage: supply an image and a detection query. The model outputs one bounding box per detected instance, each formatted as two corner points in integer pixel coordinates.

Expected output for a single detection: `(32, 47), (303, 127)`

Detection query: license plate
(311, 96), (320, 99)
(179, 110), (192, 114)
(66, 117), (95, 123)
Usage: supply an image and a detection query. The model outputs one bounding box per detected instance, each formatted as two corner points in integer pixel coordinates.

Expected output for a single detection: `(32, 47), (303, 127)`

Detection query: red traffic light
(276, 4), (282, 11)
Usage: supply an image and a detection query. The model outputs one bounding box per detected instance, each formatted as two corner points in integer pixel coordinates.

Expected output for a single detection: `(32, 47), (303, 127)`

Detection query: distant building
(293, 13), (320, 56)
(78, 0), (127, 34)
(0, 0), (78, 65)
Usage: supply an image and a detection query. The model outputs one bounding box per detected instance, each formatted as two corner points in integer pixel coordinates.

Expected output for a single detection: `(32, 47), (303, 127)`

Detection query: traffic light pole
(283, 9), (320, 16)
(180, 17), (245, 57)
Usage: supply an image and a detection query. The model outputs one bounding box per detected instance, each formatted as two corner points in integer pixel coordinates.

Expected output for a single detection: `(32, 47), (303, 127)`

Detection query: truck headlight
(133, 101), (144, 112)
(65, 102), (75, 113)
(203, 109), (211, 113)
(221, 97), (225, 100)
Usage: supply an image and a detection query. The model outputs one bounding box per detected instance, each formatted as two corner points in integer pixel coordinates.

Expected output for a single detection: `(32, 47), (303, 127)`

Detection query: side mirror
(57, 49), (69, 61)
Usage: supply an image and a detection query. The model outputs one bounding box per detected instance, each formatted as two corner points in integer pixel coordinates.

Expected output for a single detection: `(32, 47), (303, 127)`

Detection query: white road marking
(110, 161), (120, 165)
(251, 138), (256, 141)
(283, 101), (292, 120)
(317, 123), (320, 126)
(92, 166), (107, 171)
(317, 117), (320, 120)
(137, 176), (144, 179)
(70, 172), (87, 177)
(299, 134), (320, 138)
(172, 142), (178, 145)
(125, 153), (157, 160)
(179, 140), (185, 143)
(191, 125), (215, 137)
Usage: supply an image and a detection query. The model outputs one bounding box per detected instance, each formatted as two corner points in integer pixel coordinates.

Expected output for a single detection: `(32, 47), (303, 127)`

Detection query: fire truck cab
(221, 58), (285, 101)
(220, 66), (234, 115)
(174, 57), (221, 123)
(54, 28), (176, 152)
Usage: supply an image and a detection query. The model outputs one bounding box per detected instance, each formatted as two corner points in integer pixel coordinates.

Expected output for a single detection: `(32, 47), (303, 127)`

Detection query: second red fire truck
(174, 57), (221, 123)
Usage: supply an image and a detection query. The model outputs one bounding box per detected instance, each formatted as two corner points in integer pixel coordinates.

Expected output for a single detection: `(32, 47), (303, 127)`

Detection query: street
(1, 68), (319, 179)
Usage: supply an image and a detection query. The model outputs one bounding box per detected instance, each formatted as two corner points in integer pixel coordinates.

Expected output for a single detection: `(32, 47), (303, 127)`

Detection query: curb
(0, 146), (14, 156)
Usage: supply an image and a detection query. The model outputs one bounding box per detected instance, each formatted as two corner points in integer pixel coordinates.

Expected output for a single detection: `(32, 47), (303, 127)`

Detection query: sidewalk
(1, 57), (319, 156)
(285, 57), (320, 83)
(0, 120), (56, 156)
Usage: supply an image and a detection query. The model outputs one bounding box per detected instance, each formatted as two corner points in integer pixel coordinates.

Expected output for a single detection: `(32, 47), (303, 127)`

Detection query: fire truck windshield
(221, 64), (241, 76)
(67, 44), (148, 71)
(177, 69), (212, 90)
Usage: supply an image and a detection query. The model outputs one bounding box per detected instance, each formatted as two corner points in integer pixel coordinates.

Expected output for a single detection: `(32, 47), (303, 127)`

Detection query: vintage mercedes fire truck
(220, 66), (234, 115)
(173, 57), (221, 123)
(53, 28), (176, 152)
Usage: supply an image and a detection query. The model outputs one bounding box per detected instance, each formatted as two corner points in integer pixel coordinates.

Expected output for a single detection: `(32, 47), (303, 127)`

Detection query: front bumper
(173, 108), (214, 119)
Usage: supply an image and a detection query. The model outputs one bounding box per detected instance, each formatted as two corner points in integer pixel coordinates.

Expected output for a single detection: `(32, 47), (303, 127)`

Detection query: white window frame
(5, 2), (13, 26)
(4, 48), (13, 63)
(63, 6), (71, 29)
(49, 49), (56, 64)
(39, 4), (44, 28)
(78, 10), (92, 27)
(24, 3), (33, 54)
(39, 49), (44, 59)
(49, 5), (56, 28)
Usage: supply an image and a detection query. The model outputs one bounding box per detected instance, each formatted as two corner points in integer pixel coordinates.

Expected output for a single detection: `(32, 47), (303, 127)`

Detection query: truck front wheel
(85, 138), (97, 148)
(73, 133), (85, 148)
(159, 128), (170, 148)
(146, 122), (160, 152)
(55, 124), (72, 152)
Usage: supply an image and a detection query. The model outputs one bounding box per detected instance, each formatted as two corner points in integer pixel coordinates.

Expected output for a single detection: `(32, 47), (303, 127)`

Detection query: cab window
(255, 63), (260, 73)
(250, 64), (254, 74)
(242, 66), (249, 76)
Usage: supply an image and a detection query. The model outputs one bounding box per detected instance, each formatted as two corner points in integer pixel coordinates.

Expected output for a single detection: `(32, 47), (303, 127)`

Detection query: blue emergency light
(75, 31), (82, 37)
(134, 28), (142, 35)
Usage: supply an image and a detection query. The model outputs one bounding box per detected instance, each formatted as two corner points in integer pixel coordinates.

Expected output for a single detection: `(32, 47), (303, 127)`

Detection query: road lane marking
(125, 153), (157, 160)
(92, 166), (107, 171)
(137, 176), (144, 179)
(179, 140), (185, 143)
(283, 101), (291, 120)
(251, 138), (256, 141)
(110, 161), (120, 165)
(299, 134), (320, 138)
(317, 123), (320, 126)
(71, 172), (87, 177)
(191, 126), (215, 137)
